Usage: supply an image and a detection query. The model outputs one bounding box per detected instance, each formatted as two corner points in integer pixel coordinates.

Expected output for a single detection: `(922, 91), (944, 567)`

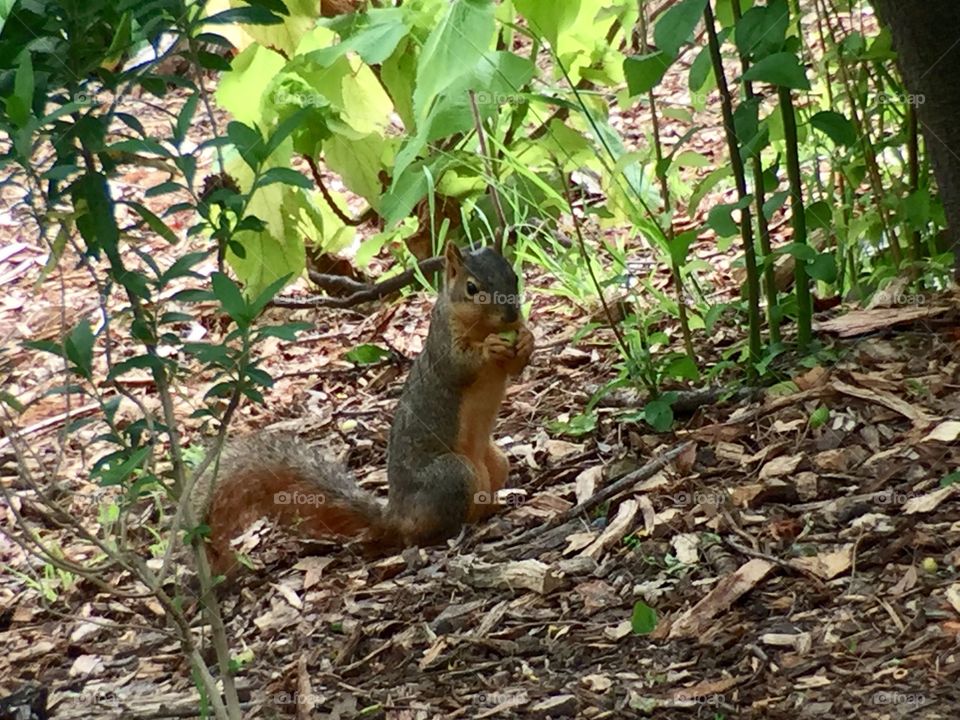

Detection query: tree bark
(871, 0), (960, 279)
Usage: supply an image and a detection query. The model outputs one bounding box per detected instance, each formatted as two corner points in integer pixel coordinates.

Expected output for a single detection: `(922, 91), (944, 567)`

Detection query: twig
(468, 90), (508, 253)
(0, 402), (100, 451)
(498, 440), (695, 549)
(303, 154), (374, 227)
(272, 256), (445, 309)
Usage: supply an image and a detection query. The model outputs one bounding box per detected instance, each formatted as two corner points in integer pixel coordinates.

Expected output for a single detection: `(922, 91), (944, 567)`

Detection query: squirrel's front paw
(482, 333), (515, 363)
(514, 326), (534, 367)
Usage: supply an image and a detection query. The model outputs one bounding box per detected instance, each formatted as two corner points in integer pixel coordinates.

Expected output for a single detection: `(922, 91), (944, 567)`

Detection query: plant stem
(779, 86), (813, 350)
(703, 0), (763, 373)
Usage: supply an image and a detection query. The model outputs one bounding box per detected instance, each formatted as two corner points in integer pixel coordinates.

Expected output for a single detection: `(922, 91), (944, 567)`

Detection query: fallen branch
(496, 440), (695, 549)
(272, 255), (445, 309)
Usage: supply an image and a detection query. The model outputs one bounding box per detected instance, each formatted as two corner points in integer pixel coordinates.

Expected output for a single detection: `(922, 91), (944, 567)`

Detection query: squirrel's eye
(466, 281), (479, 296)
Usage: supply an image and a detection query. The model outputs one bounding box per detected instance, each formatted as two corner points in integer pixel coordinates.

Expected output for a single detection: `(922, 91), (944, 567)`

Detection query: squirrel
(191, 242), (534, 574)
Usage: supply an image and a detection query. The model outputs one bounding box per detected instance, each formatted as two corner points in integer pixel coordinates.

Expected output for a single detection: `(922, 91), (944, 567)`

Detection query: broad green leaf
(644, 399), (674, 432)
(515, 0), (580, 48)
(654, 0), (708, 58)
(345, 344), (391, 365)
(211, 272), (249, 325)
(941, 471), (960, 488)
(668, 229), (698, 267)
(804, 200), (832, 232)
(313, 8), (410, 65)
(810, 110), (856, 147)
(809, 405), (829, 429)
(631, 600), (658, 635)
(623, 52), (672, 96)
(735, 0), (788, 60)
(228, 120), (266, 169)
(216, 43), (286, 127)
(325, 133), (388, 207)
(707, 196), (751, 237)
(257, 322), (312, 341)
(413, 0), (495, 126)
(383, 156), (454, 226)
(742, 52), (810, 90)
(423, 52), (534, 143)
(807, 251), (836, 283)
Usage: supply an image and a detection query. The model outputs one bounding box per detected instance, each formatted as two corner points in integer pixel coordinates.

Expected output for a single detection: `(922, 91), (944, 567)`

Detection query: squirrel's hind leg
(473, 443), (509, 520)
(391, 454), (476, 545)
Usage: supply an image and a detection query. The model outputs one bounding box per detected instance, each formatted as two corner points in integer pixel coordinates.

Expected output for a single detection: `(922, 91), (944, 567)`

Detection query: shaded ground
(2, 6), (960, 719)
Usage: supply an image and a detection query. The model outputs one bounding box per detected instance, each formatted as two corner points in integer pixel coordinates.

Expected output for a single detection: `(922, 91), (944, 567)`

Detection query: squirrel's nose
(501, 304), (519, 325)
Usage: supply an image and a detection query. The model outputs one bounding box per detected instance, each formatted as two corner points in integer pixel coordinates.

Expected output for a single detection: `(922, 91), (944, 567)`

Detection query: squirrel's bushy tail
(191, 434), (386, 573)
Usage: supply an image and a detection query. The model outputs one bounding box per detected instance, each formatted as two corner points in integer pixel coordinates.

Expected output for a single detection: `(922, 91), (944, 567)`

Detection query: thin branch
(303, 154), (375, 227)
(468, 90), (509, 253)
(273, 255), (445, 309)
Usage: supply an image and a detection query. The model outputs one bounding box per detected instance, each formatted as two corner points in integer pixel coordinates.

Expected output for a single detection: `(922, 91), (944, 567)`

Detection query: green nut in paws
(498, 330), (518, 345)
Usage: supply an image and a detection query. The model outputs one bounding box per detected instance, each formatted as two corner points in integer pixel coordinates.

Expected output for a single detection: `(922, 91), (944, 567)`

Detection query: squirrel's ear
(444, 241), (464, 281)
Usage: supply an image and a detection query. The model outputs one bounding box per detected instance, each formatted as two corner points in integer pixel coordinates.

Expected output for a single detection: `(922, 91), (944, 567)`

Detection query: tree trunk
(871, 0), (960, 279)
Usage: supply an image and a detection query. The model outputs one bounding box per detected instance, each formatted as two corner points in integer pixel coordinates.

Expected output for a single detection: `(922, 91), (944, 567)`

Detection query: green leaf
(644, 399), (674, 432)
(345, 344), (391, 365)
(807, 251), (836, 283)
(175, 93), (200, 146)
(623, 52), (672, 96)
(227, 120), (266, 169)
(734, 0), (788, 60)
(547, 412), (598, 437)
(314, 8), (411, 65)
(689, 165), (732, 216)
(413, 0), (495, 125)
(255, 167), (312, 190)
(664, 355), (699, 382)
(707, 196), (751, 237)
(65, 320), (95, 380)
(515, 0), (580, 48)
(204, 6), (283, 26)
(8, 50), (34, 126)
(257, 322), (312, 341)
(107, 354), (165, 380)
(249, 273), (294, 316)
(810, 110), (857, 147)
(809, 405), (829, 429)
(804, 200), (832, 232)
(941, 471), (960, 488)
(654, 0), (708, 57)
(95, 446), (151, 487)
(668, 230), (698, 267)
(211, 272), (250, 326)
(763, 190), (789, 219)
(743, 52), (810, 90)
(122, 201), (179, 244)
(631, 600), (658, 635)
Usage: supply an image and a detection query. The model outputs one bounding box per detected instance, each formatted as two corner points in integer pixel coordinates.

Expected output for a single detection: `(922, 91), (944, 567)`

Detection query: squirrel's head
(443, 242), (522, 333)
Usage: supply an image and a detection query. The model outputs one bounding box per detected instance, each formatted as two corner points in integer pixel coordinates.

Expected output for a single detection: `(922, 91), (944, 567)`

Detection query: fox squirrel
(192, 242), (534, 573)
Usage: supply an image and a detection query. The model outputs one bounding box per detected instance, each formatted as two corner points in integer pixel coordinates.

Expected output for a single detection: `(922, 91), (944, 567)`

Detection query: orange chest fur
(454, 364), (508, 465)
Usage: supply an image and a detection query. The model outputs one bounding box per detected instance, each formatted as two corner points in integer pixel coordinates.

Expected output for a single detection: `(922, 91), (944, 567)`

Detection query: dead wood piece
(815, 305), (949, 337)
(529, 694), (579, 718)
(449, 556), (565, 595)
(668, 558), (775, 640)
(582, 498), (639, 560)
